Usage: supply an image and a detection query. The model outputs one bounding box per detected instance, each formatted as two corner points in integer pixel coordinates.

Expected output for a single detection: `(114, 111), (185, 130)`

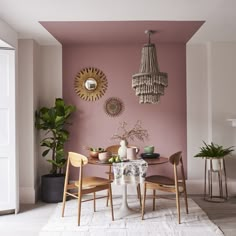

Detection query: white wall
(18, 41), (62, 203)
(38, 45), (62, 178)
(187, 42), (236, 195)
(33, 41), (41, 201)
(39, 46), (62, 107)
(210, 43), (236, 194)
(18, 39), (38, 203)
(187, 44), (209, 181)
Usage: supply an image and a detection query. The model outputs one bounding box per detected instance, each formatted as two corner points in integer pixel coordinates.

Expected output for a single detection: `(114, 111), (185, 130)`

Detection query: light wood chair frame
(141, 151), (188, 224)
(62, 152), (114, 226)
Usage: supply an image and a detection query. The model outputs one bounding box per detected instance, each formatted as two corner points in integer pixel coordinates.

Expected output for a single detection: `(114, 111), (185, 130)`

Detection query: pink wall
(63, 43), (186, 179)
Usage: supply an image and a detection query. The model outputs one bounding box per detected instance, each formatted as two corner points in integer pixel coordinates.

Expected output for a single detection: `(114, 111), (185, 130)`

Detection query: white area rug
(39, 197), (223, 236)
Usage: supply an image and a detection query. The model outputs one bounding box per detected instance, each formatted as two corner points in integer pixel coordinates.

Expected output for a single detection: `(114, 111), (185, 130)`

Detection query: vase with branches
(111, 120), (149, 143)
(111, 120), (149, 160)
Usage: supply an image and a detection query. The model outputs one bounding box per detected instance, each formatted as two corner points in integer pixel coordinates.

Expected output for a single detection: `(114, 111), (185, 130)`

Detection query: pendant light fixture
(132, 30), (168, 104)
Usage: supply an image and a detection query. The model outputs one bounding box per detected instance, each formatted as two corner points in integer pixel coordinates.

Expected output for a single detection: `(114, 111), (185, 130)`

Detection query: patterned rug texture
(39, 197), (223, 236)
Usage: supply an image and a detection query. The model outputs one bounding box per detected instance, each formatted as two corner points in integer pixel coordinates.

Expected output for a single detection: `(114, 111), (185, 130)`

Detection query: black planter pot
(41, 174), (65, 203)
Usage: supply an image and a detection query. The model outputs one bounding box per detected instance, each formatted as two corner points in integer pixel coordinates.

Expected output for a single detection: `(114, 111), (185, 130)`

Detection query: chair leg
(153, 190), (156, 211)
(93, 192), (96, 212)
(137, 184), (142, 207)
(77, 191), (82, 226)
(137, 184), (140, 198)
(108, 184), (114, 221)
(61, 190), (67, 217)
(106, 166), (112, 207)
(175, 189), (181, 224)
(141, 183), (147, 220)
(106, 189), (110, 207)
(183, 188), (189, 214)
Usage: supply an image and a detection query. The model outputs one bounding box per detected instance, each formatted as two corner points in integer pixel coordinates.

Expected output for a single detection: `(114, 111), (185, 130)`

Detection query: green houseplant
(35, 98), (76, 202)
(194, 141), (234, 159)
(194, 142), (234, 201)
(194, 141), (234, 170)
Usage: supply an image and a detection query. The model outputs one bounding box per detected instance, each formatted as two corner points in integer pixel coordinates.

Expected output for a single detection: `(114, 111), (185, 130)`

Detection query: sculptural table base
(116, 185), (138, 219)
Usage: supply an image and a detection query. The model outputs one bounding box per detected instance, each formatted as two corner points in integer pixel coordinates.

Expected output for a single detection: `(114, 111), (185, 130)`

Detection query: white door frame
(0, 46), (18, 213)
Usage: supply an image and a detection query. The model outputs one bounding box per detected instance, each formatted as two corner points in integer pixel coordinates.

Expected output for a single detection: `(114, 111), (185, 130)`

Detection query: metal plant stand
(204, 157), (228, 202)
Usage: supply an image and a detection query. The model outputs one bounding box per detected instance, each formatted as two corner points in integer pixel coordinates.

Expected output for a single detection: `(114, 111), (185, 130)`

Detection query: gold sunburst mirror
(74, 67), (108, 101)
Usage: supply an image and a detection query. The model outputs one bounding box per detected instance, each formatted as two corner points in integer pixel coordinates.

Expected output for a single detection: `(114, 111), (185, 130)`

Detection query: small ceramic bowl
(144, 145), (155, 154)
(90, 151), (99, 159)
(98, 152), (110, 162)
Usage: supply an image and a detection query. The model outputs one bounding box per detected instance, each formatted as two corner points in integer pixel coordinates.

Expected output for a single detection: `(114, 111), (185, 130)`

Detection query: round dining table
(88, 156), (169, 166)
(88, 156), (169, 219)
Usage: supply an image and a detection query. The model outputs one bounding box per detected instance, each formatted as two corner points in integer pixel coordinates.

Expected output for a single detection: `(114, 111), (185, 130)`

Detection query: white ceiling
(0, 0), (235, 45)
(0, 39), (13, 47)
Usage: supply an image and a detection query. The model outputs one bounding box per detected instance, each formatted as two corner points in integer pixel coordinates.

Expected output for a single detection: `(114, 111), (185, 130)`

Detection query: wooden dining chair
(61, 152), (114, 226)
(141, 151), (188, 224)
(105, 145), (141, 206)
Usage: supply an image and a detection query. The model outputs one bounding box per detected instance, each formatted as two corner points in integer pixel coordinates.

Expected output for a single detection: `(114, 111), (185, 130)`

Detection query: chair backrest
(168, 151), (186, 187)
(68, 152), (88, 167)
(106, 145), (120, 155)
(169, 151), (182, 166)
(64, 152), (88, 190)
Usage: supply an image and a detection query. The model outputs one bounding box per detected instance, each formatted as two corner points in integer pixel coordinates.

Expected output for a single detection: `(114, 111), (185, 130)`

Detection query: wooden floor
(192, 195), (236, 236)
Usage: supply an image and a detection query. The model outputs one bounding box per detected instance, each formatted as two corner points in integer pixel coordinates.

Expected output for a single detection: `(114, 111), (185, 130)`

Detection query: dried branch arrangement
(111, 120), (149, 142)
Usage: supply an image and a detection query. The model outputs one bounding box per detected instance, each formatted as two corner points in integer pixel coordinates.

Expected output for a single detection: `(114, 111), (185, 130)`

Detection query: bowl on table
(144, 145), (155, 154)
(89, 147), (105, 159)
(98, 152), (111, 162)
(89, 151), (99, 159)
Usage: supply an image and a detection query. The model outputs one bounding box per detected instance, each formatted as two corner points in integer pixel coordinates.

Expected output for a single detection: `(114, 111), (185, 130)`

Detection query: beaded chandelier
(132, 30), (168, 104)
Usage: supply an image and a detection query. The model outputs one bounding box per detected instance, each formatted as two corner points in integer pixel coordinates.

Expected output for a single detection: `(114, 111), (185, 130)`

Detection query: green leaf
(42, 149), (50, 157)
(47, 159), (66, 168)
(35, 98), (76, 174)
(55, 98), (65, 107)
(194, 141), (234, 159)
(41, 140), (53, 148)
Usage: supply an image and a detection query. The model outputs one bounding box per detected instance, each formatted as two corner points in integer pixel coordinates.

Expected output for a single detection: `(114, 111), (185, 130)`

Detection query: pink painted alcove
(40, 20), (204, 180)
(63, 43), (186, 179)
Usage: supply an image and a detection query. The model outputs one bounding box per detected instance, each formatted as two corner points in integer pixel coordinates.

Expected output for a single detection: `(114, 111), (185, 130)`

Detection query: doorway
(0, 39), (18, 213)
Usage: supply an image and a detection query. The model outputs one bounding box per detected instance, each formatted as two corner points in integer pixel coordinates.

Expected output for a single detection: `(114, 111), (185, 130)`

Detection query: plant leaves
(35, 98), (76, 173)
(42, 149), (50, 157)
(194, 141), (234, 158)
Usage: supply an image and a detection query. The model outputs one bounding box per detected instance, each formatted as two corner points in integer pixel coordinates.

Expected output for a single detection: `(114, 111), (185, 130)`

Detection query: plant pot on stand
(204, 157), (228, 202)
(194, 141), (234, 202)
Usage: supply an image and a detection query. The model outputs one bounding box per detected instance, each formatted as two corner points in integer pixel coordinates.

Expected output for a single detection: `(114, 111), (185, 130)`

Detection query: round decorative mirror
(74, 67), (108, 101)
(84, 78), (97, 91)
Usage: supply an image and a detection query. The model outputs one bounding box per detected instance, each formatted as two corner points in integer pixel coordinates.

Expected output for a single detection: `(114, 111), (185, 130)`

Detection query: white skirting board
(19, 186), (39, 204)
(19, 179), (236, 204)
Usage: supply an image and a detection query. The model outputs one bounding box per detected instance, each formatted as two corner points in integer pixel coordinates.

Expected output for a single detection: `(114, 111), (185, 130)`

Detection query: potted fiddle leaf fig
(35, 98), (76, 202)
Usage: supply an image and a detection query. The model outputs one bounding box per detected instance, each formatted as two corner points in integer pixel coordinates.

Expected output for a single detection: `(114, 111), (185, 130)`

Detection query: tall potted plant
(35, 98), (76, 202)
